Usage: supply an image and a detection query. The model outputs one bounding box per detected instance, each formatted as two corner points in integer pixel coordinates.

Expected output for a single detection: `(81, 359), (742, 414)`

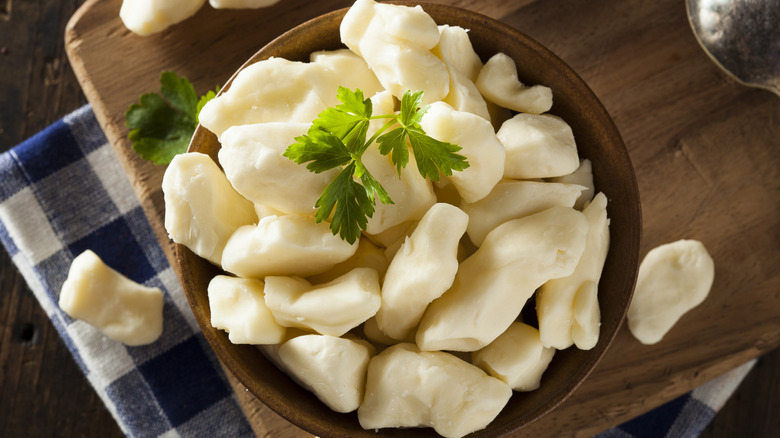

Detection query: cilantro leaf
(126, 71), (218, 165)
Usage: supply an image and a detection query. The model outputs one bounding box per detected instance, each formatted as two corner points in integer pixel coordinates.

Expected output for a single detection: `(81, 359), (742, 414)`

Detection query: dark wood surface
(0, 1), (777, 437)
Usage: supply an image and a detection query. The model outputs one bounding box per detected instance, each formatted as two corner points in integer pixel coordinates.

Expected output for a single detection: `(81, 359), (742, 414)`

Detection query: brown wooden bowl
(178, 2), (642, 436)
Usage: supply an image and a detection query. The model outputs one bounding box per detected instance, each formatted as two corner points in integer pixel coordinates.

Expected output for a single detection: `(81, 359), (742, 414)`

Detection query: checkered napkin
(0, 105), (756, 437)
(0, 105), (253, 437)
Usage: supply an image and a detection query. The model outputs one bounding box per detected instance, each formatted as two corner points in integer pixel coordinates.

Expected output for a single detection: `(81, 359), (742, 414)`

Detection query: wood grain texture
(0, 0), (767, 436)
(0, 0), (123, 436)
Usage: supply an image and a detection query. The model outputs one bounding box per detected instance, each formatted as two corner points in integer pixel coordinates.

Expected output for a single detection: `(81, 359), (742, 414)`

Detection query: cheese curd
(536, 192), (610, 350)
(358, 343), (512, 438)
(375, 203), (468, 340)
(219, 122), (336, 215)
(221, 214), (357, 278)
(476, 52), (553, 115)
(263, 267), (381, 336)
(416, 207), (588, 352)
(460, 180), (585, 247)
(278, 334), (371, 413)
(472, 322), (555, 391)
(627, 240), (714, 345)
(340, 0), (449, 103)
(208, 275), (286, 344)
(420, 102), (506, 203)
(59, 250), (163, 346)
(120, 0), (206, 37)
(162, 152), (257, 266)
(497, 113), (580, 179)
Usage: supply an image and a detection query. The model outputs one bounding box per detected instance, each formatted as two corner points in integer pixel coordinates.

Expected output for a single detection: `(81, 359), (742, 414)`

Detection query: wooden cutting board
(65, 0), (780, 436)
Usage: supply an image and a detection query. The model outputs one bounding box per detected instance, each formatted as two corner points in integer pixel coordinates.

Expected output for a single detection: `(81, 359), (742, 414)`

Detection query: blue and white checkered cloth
(0, 105), (756, 437)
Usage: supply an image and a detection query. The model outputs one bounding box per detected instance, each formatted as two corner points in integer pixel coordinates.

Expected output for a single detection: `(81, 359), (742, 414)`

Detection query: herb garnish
(283, 87), (469, 244)
(126, 71), (218, 165)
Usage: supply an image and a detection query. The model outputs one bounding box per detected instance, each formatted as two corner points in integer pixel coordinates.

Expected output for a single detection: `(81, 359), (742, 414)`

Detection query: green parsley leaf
(378, 90), (469, 181)
(283, 87), (469, 244)
(315, 163), (374, 244)
(126, 71), (218, 165)
(283, 129), (353, 173)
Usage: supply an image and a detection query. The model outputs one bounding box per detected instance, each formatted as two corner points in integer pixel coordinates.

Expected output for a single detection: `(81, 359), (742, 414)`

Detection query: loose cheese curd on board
(472, 322), (555, 392)
(119, 0), (206, 36)
(221, 214), (357, 278)
(209, 0), (279, 9)
(340, 0), (450, 104)
(198, 56), (383, 139)
(497, 113), (580, 179)
(537, 193), (611, 350)
(416, 207), (588, 352)
(628, 240), (715, 345)
(162, 152), (257, 266)
(263, 267), (381, 336)
(358, 343), (512, 438)
(278, 334), (372, 413)
(476, 52), (553, 115)
(375, 203), (468, 340)
(460, 180), (585, 247)
(59, 250), (163, 346)
(207, 275), (286, 345)
(218, 122), (337, 216)
(420, 102), (506, 203)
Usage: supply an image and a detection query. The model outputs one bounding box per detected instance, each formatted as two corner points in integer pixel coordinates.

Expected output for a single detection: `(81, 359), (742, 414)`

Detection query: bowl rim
(178, 2), (642, 436)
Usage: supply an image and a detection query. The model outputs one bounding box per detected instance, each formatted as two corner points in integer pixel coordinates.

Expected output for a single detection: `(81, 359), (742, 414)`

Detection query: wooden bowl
(178, 2), (642, 436)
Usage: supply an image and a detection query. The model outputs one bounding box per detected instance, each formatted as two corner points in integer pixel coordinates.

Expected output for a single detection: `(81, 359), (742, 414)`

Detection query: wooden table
(1, 0), (778, 436)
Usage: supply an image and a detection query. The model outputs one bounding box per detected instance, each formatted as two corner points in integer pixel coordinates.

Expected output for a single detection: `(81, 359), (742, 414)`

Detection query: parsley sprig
(126, 71), (218, 165)
(284, 87), (469, 244)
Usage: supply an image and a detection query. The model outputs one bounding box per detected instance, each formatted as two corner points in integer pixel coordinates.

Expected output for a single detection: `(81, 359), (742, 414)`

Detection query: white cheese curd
(416, 207), (588, 351)
(221, 214), (357, 278)
(627, 240), (715, 345)
(59, 250), (163, 346)
(209, 0), (279, 9)
(460, 180), (585, 247)
(441, 66), (491, 121)
(278, 334), (371, 413)
(471, 322), (555, 391)
(358, 343), (512, 438)
(362, 147), (437, 235)
(119, 0), (206, 36)
(310, 49), (385, 94)
(264, 267), (381, 336)
(340, 0), (449, 103)
(537, 192), (610, 350)
(307, 237), (389, 284)
(420, 102), (506, 203)
(207, 275), (286, 344)
(475, 52), (553, 115)
(375, 203), (469, 340)
(497, 113), (580, 179)
(219, 122), (337, 216)
(199, 57), (373, 139)
(162, 152), (257, 266)
(551, 159), (595, 210)
(572, 280), (601, 349)
(431, 25), (483, 82)
(363, 316), (407, 344)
